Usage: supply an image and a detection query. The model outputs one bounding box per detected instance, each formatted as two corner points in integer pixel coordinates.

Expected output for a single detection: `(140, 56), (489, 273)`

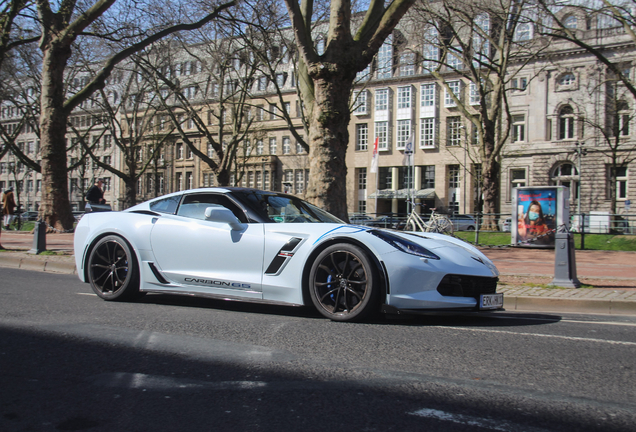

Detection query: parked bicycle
(404, 203), (454, 235)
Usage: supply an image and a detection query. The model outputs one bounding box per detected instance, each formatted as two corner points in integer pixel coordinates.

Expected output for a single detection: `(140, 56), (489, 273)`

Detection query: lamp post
(574, 141), (587, 229)
(459, 125), (468, 214)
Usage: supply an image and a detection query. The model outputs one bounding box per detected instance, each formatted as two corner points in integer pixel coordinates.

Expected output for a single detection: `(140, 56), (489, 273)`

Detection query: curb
(504, 295), (636, 316)
(0, 255), (76, 275)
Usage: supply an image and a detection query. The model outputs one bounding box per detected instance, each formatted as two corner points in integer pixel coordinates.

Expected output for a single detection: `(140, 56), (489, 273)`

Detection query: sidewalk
(1, 230), (635, 316)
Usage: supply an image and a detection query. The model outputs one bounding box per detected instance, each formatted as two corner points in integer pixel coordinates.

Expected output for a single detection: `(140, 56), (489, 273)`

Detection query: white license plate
(480, 293), (503, 310)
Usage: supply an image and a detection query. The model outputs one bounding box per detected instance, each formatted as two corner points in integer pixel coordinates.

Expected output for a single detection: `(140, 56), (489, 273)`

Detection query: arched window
(558, 105), (575, 140)
(551, 162), (579, 198)
(563, 15), (577, 29)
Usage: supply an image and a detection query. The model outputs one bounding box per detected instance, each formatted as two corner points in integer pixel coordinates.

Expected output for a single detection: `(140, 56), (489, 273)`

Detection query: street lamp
(574, 141), (587, 229)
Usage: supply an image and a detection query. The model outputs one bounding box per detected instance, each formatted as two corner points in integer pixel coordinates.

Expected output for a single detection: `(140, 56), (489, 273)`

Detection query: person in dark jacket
(85, 179), (106, 205)
(2, 187), (17, 230)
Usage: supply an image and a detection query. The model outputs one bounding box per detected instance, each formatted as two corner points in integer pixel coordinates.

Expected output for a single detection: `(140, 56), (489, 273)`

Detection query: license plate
(480, 293), (503, 310)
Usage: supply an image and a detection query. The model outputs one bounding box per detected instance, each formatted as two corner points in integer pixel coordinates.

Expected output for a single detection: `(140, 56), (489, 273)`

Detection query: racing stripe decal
(265, 237), (303, 275)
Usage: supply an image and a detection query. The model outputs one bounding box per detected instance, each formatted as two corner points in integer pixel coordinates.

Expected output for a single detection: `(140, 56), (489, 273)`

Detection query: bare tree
(282, 0), (417, 221)
(8, 0), (237, 231)
(411, 0), (545, 228)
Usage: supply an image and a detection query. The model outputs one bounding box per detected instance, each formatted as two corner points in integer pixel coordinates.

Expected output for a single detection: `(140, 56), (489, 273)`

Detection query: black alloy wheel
(87, 235), (140, 301)
(309, 243), (379, 322)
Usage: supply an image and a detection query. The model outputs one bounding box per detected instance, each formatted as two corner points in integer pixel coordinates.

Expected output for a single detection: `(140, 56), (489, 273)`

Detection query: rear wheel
(87, 235), (141, 301)
(309, 244), (379, 322)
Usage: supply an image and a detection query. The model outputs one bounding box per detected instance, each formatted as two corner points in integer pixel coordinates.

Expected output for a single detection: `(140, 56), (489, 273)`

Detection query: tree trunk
(481, 158), (500, 230)
(305, 74), (353, 221)
(123, 176), (136, 209)
(39, 43), (75, 231)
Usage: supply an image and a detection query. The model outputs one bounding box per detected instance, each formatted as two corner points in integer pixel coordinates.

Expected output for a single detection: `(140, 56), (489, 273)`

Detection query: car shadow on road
(134, 294), (562, 327)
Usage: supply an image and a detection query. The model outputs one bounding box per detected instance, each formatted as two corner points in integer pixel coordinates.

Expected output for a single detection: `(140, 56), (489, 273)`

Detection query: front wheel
(87, 235), (141, 301)
(308, 244), (379, 322)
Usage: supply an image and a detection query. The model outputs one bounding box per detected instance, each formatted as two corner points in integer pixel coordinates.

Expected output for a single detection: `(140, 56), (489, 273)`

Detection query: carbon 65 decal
(265, 237), (303, 275)
(183, 277), (251, 290)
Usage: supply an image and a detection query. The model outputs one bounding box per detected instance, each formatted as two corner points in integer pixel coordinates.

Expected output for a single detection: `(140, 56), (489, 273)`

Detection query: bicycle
(4, 212), (23, 231)
(404, 203), (454, 235)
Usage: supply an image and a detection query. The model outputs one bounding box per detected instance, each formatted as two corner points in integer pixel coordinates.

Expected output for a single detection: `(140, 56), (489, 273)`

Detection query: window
(353, 90), (368, 114)
(283, 170), (294, 193)
(396, 120), (411, 150)
(256, 105), (264, 121)
(295, 170), (305, 194)
(469, 83), (480, 105)
(558, 105), (575, 140)
(269, 137), (277, 155)
(422, 27), (440, 73)
(282, 137), (291, 154)
(296, 139), (305, 154)
(276, 73), (286, 87)
(263, 171), (270, 190)
(375, 121), (389, 150)
(186, 145), (193, 159)
(514, 22), (533, 41)
(399, 52), (415, 76)
(379, 167), (393, 190)
(357, 65), (372, 82)
(445, 81), (461, 107)
(421, 83), (436, 107)
(103, 177), (111, 192)
(356, 124), (369, 151)
(563, 15), (577, 29)
(103, 135), (112, 149)
(420, 118), (436, 148)
(176, 172), (183, 191)
(558, 73), (576, 88)
(176, 143), (184, 159)
(512, 115), (526, 142)
(422, 165), (435, 189)
(377, 35), (393, 79)
(446, 51), (463, 70)
(358, 168), (367, 190)
(186, 172), (194, 189)
(375, 88), (389, 111)
(613, 100), (631, 136)
(255, 171), (262, 189)
(448, 165), (460, 213)
(509, 168), (526, 199)
(511, 77), (528, 92)
(256, 140), (264, 155)
(551, 162), (579, 199)
(269, 104), (277, 120)
(610, 166), (628, 200)
(397, 86), (412, 109)
(447, 117), (462, 146)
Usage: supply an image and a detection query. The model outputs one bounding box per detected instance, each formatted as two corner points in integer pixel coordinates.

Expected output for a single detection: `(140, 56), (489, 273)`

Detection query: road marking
(409, 408), (550, 432)
(490, 314), (636, 327)
(433, 326), (636, 346)
(77, 292), (97, 296)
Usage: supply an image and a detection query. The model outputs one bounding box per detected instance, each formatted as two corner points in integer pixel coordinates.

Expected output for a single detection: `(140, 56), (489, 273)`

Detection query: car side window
(149, 195), (181, 214)
(177, 193), (247, 223)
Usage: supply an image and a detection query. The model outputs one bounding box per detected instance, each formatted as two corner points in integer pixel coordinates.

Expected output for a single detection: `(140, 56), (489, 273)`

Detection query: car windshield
(234, 190), (343, 224)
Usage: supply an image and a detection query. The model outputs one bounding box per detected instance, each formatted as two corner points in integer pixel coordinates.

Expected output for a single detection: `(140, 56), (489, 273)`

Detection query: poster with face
(513, 188), (557, 247)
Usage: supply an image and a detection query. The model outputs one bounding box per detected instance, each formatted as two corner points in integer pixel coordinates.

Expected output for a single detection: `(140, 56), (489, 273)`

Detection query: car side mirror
(204, 207), (245, 230)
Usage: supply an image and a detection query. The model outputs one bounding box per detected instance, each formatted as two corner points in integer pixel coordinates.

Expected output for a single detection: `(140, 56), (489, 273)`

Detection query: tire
(405, 220), (417, 232)
(467, 226), (475, 231)
(308, 244), (379, 322)
(87, 235), (141, 301)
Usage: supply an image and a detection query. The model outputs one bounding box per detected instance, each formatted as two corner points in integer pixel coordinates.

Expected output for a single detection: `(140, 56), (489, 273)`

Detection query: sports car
(74, 188), (503, 322)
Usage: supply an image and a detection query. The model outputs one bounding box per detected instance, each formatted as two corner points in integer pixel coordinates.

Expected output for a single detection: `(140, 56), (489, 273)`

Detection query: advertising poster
(513, 188), (558, 247)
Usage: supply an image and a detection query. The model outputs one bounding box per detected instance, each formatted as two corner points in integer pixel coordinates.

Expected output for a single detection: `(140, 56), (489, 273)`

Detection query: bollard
(28, 220), (47, 255)
(549, 226), (581, 288)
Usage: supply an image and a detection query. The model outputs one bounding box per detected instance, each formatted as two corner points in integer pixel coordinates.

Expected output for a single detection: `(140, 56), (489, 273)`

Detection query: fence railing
(348, 212), (636, 235)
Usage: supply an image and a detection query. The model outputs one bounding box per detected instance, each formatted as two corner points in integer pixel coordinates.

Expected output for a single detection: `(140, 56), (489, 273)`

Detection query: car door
(149, 192), (264, 296)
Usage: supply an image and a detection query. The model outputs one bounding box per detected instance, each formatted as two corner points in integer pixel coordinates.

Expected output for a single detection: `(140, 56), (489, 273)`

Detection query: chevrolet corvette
(74, 188), (503, 322)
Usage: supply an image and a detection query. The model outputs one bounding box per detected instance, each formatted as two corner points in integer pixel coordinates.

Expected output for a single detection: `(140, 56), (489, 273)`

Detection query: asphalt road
(1, 269), (635, 432)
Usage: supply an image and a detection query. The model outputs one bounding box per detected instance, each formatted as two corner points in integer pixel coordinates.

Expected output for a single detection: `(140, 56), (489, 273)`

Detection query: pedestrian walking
(2, 187), (17, 230)
(85, 179), (106, 205)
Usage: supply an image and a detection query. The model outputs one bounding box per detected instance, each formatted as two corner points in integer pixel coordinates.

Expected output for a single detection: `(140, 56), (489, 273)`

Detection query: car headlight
(370, 230), (440, 260)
